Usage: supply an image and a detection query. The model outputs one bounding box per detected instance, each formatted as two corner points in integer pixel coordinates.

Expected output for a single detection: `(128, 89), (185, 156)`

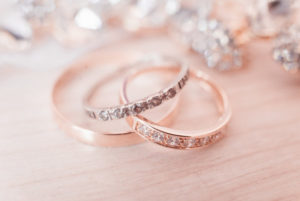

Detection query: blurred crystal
(17, 0), (55, 23)
(169, 8), (198, 44)
(246, 0), (295, 37)
(0, 11), (32, 51)
(170, 7), (242, 71)
(122, 0), (181, 31)
(193, 20), (242, 71)
(52, 0), (118, 45)
(273, 25), (300, 73)
(74, 8), (102, 30)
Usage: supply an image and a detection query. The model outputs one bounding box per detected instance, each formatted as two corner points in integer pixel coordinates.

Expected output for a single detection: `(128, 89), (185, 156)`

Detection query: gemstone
(120, 106), (131, 117)
(0, 11), (33, 51)
(98, 110), (110, 121)
(52, 0), (117, 45)
(137, 124), (146, 133)
(166, 88), (176, 99)
(148, 96), (162, 108)
(273, 26), (300, 73)
(18, 0), (55, 22)
(170, 7), (242, 71)
(169, 8), (199, 44)
(109, 108), (123, 119)
(211, 133), (222, 142)
(132, 104), (143, 115)
(137, 124), (151, 137)
(191, 19), (242, 71)
(283, 62), (299, 73)
(183, 138), (196, 148)
(152, 131), (164, 143)
(127, 104), (137, 115)
(202, 136), (210, 145)
(167, 136), (180, 146)
(122, 0), (180, 31)
(87, 111), (96, 119)
(74, 7), (103, 30)
(136, 101), (148, 112)
(246, 0), (294, 37)
(178, 77), (187, 89)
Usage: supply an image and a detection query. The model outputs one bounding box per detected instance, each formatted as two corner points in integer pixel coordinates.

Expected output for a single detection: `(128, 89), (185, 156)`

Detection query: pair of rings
(52, 51), (232, 150)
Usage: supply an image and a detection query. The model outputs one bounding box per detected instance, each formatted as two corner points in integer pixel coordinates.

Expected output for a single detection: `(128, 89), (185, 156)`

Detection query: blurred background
(0, 0), (299, 72)
(1, 1), (300, 201)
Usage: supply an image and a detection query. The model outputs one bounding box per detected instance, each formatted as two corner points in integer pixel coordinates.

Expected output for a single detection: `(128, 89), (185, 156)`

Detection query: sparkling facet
(99, 110), (109, 121)
(246, 0), (294, 37)
(123, 0), (180, 30)
(183, 138), (196, 148)
(152, 131), (164, 143)
(148, 96), (162, 108)
(273, 25), (300, 73)
(109, 108), (123, 119)
(166, 88), (176, 99)
(18, 0), (55, 22)
(0, 12), (32, 51)
(87, 111), (96, 119)
(74, 7), (103, 30)
(178, 16), (243, 71)
(202, 136), (210, 145)
(211, 133), (222, 142)
(132, 104), (143, 115)
(137, 124), (150, 137)
(167, 136), (180, 146)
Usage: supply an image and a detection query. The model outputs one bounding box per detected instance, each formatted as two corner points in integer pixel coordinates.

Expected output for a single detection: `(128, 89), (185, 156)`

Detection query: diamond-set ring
(120, 66), (231, 150)
(83, 57), (189, 121)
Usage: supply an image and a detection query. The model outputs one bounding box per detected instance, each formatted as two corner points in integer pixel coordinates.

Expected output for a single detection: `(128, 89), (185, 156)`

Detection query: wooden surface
(1, 35), (300, 201)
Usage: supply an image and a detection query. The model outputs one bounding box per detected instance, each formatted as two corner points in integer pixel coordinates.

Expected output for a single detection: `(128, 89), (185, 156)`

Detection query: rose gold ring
(51, 50), (181, 147)
(120, 67), (232, 149)
(83, 56), (189, 121)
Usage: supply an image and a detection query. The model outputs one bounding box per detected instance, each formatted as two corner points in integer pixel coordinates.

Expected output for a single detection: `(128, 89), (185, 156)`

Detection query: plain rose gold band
(51, 51), (181, 147)
(120, 67), (232, 149)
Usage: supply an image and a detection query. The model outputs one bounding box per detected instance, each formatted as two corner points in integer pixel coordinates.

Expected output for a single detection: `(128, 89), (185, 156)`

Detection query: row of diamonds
(135, 122), (223, 149)
(88, 69), (189, 121)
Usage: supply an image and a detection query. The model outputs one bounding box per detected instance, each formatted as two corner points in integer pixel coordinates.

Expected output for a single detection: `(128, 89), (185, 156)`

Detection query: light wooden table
(1, 35), (300, 201)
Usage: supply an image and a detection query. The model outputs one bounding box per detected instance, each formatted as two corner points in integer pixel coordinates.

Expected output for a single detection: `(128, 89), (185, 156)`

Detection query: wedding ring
(83, 56), (189, 121)
(120, 67), (232, 149)
(51, 50), (181, 147)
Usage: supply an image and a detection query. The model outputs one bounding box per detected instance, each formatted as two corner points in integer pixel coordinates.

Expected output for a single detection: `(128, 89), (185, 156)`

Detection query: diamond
(183, 138), (196, 148)
(202, 136), (210, 146)
(211, 133), (222, 142)
(148, 96), (162, 108)
(122, 0), (180, 30)
(178, 77), (187, 89)
(109, 108), (123, 119)
(98, 110), (109, 121)
(246, 0), (294, 37)
(167, 136), (180, 147)
(132, 104), (143, 115)
(126, 104), (137, 115)
(87, 111), (96, 119)
(136, 101), (148, 112)
(120, 106), (131, 117)
(18, 0), (55, 22)
(152, 131), (164, 143)
(137, 124), (150, 137)
(273, 27), (300, 73)
(74, 7), (103, 30)
(166, 88), (176, 99)
(283, 62), (299, 73)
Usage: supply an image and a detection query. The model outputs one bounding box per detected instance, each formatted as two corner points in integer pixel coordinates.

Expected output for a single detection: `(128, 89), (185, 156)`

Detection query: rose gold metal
(120, 67), (232, 150)
(83, 57), (189, 121)
(51, 51), (181, 147)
